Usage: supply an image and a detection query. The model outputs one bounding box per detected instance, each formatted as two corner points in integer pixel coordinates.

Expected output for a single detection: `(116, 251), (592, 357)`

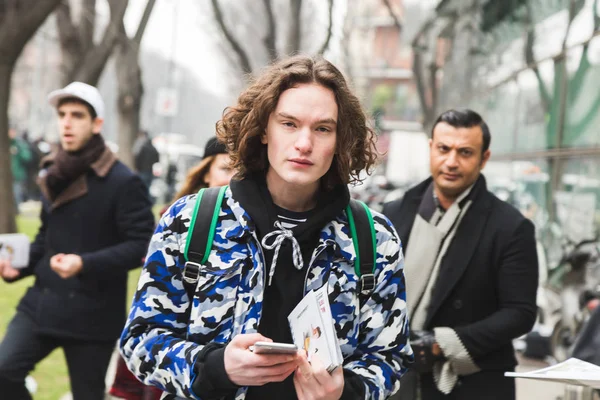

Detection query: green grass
(1, 214), (143, 399)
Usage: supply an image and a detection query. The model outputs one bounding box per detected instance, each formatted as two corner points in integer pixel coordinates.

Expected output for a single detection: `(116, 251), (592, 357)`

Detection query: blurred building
(347, 0), (424, 128)
(412, 0), (600, 241)
(344, 0), (434, 187)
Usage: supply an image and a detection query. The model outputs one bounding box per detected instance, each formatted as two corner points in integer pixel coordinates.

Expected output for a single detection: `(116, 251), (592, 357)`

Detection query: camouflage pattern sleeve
(119, 195), (203, 399)
(343, 211), (414, 399)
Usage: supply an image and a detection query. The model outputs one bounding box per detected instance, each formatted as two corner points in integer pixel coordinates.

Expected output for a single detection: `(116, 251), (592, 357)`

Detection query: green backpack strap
(346, 199), (377, 299)
(182, 186), (227, 298)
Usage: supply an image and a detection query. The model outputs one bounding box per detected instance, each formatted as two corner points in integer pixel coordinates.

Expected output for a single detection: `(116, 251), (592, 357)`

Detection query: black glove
(410, 330), (445, 373)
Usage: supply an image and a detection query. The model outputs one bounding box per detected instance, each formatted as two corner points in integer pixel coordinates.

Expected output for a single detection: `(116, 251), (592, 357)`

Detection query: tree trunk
(116, 39), (142, 169)
(0, 0), (61, 233)
(114, 0), (155, 169)
(0, 62), (17, 233)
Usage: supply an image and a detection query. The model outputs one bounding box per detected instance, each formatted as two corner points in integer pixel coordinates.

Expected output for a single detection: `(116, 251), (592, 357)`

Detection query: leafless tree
(56, 0), (128, 86)
(412, 18), (440, 135)
(523, 0), (593, 138)
(521, 0), (595, 217)
(382, 0), (402, 31)
(114, 0), (156, 169)
(206, 0), (336, 89)
(0, 0), (62, 233)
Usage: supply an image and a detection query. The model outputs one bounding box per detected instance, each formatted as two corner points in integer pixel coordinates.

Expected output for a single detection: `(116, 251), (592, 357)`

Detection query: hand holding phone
(250, 341), (298, 355)
(224, 334), (299, 386)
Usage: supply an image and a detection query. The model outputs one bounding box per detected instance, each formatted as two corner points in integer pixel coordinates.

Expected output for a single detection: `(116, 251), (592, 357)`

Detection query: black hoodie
(192, 174), (365, 399)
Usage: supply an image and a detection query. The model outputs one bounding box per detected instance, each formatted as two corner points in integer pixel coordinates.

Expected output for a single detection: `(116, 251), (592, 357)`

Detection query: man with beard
(0, 82), (155, 400)
(383, 109), (538, 400)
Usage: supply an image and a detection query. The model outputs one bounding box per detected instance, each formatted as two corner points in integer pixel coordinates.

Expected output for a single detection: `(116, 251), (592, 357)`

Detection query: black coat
(134, 139), (159, 174)
(15, 159), (155, 341)
(383, 176), (538, 390)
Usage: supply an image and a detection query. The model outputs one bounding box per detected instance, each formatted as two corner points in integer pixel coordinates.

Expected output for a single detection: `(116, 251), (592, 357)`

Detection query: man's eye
(283, 122), (295, 127)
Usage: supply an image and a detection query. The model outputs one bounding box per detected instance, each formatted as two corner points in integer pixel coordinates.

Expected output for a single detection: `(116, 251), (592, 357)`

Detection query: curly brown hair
(216, 55), (377, 188)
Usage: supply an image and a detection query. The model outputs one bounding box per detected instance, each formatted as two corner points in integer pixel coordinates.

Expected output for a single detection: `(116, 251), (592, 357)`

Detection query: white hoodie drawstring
(260, 221), (304, 286)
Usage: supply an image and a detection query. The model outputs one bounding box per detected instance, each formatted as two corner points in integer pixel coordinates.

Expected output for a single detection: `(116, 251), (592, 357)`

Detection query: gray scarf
(402, 181), (482, 396)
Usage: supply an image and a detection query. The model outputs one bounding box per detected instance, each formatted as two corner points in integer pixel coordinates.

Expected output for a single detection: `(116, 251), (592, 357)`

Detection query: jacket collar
(38, 148), (117, 210)
(90, 147), (117, 177)
(223, 186), (356, 264)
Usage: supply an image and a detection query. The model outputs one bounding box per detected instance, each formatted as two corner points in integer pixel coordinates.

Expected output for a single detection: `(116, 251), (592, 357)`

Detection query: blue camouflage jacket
(120, 187), (413, 400)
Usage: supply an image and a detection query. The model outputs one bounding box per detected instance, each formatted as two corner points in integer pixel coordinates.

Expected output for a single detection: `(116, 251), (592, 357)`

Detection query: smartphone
(250, 341), (298, 355)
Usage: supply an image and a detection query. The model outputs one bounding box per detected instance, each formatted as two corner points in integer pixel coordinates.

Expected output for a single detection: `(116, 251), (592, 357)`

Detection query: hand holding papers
(0, 233), (30, 269)
(288, 285), (343, 373)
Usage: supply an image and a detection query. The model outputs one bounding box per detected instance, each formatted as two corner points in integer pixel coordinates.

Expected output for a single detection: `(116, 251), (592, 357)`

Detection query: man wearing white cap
(0, 82), (155, 399)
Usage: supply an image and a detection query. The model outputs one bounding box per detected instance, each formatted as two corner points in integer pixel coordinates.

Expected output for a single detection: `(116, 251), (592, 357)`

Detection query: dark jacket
(134, 138), (159, 174)
(383, 176), (538, 373)
(14, 152), (155, 341)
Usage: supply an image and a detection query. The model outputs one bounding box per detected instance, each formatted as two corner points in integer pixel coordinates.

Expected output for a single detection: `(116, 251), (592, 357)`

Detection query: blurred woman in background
(172, 136), (235, 200)
(109, 136), (234, 400)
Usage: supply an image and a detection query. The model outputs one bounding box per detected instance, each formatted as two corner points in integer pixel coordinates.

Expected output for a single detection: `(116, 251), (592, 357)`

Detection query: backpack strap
(182, 186), (227, 300)
(346, 199), (377, 299)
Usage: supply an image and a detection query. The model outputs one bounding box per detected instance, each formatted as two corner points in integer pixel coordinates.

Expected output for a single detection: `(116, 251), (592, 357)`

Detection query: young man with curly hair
(120, 55), (413, 400)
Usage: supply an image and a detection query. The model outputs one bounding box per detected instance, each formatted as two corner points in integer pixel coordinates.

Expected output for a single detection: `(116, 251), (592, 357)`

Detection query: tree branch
(561, 0), (578, 51)
(318, 0), (334, 55)
(18, 0), (62, 33)
(210, 0), (253, 75)
(523, 2), (551, 112)
(0, 0), (61, 61)
(78, 0), (95, 54)
(75, 0), (128, 85)
(133, 0), (156, 45)
(382, 0), (402, 30)
(56, 1), (80, 56)
(262, 0), (278, 61)
(287, 0), (302, 54)
(412, 38), (432, 128)
(340, 3), (355, 82)
(567, 0), (597, 104)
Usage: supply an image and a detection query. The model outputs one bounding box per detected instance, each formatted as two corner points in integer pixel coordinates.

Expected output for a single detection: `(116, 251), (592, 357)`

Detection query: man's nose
(294, 128), (313, 153)
(445, 151), (459, 168)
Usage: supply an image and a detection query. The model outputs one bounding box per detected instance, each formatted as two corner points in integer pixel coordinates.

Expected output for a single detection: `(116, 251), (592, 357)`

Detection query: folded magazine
(288, 285), (343, 372)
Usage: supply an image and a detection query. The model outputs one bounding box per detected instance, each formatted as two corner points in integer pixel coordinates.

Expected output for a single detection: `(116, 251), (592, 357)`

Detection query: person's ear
(480, 149), (491, 169)
(92, 117), (104, 134)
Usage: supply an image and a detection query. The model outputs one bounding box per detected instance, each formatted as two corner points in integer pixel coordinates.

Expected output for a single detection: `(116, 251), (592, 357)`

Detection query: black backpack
(182, 186), (377, 303)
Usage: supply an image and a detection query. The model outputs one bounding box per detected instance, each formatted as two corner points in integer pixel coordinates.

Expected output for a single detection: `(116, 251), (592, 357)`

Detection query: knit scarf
(44, 134), (107, 200)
